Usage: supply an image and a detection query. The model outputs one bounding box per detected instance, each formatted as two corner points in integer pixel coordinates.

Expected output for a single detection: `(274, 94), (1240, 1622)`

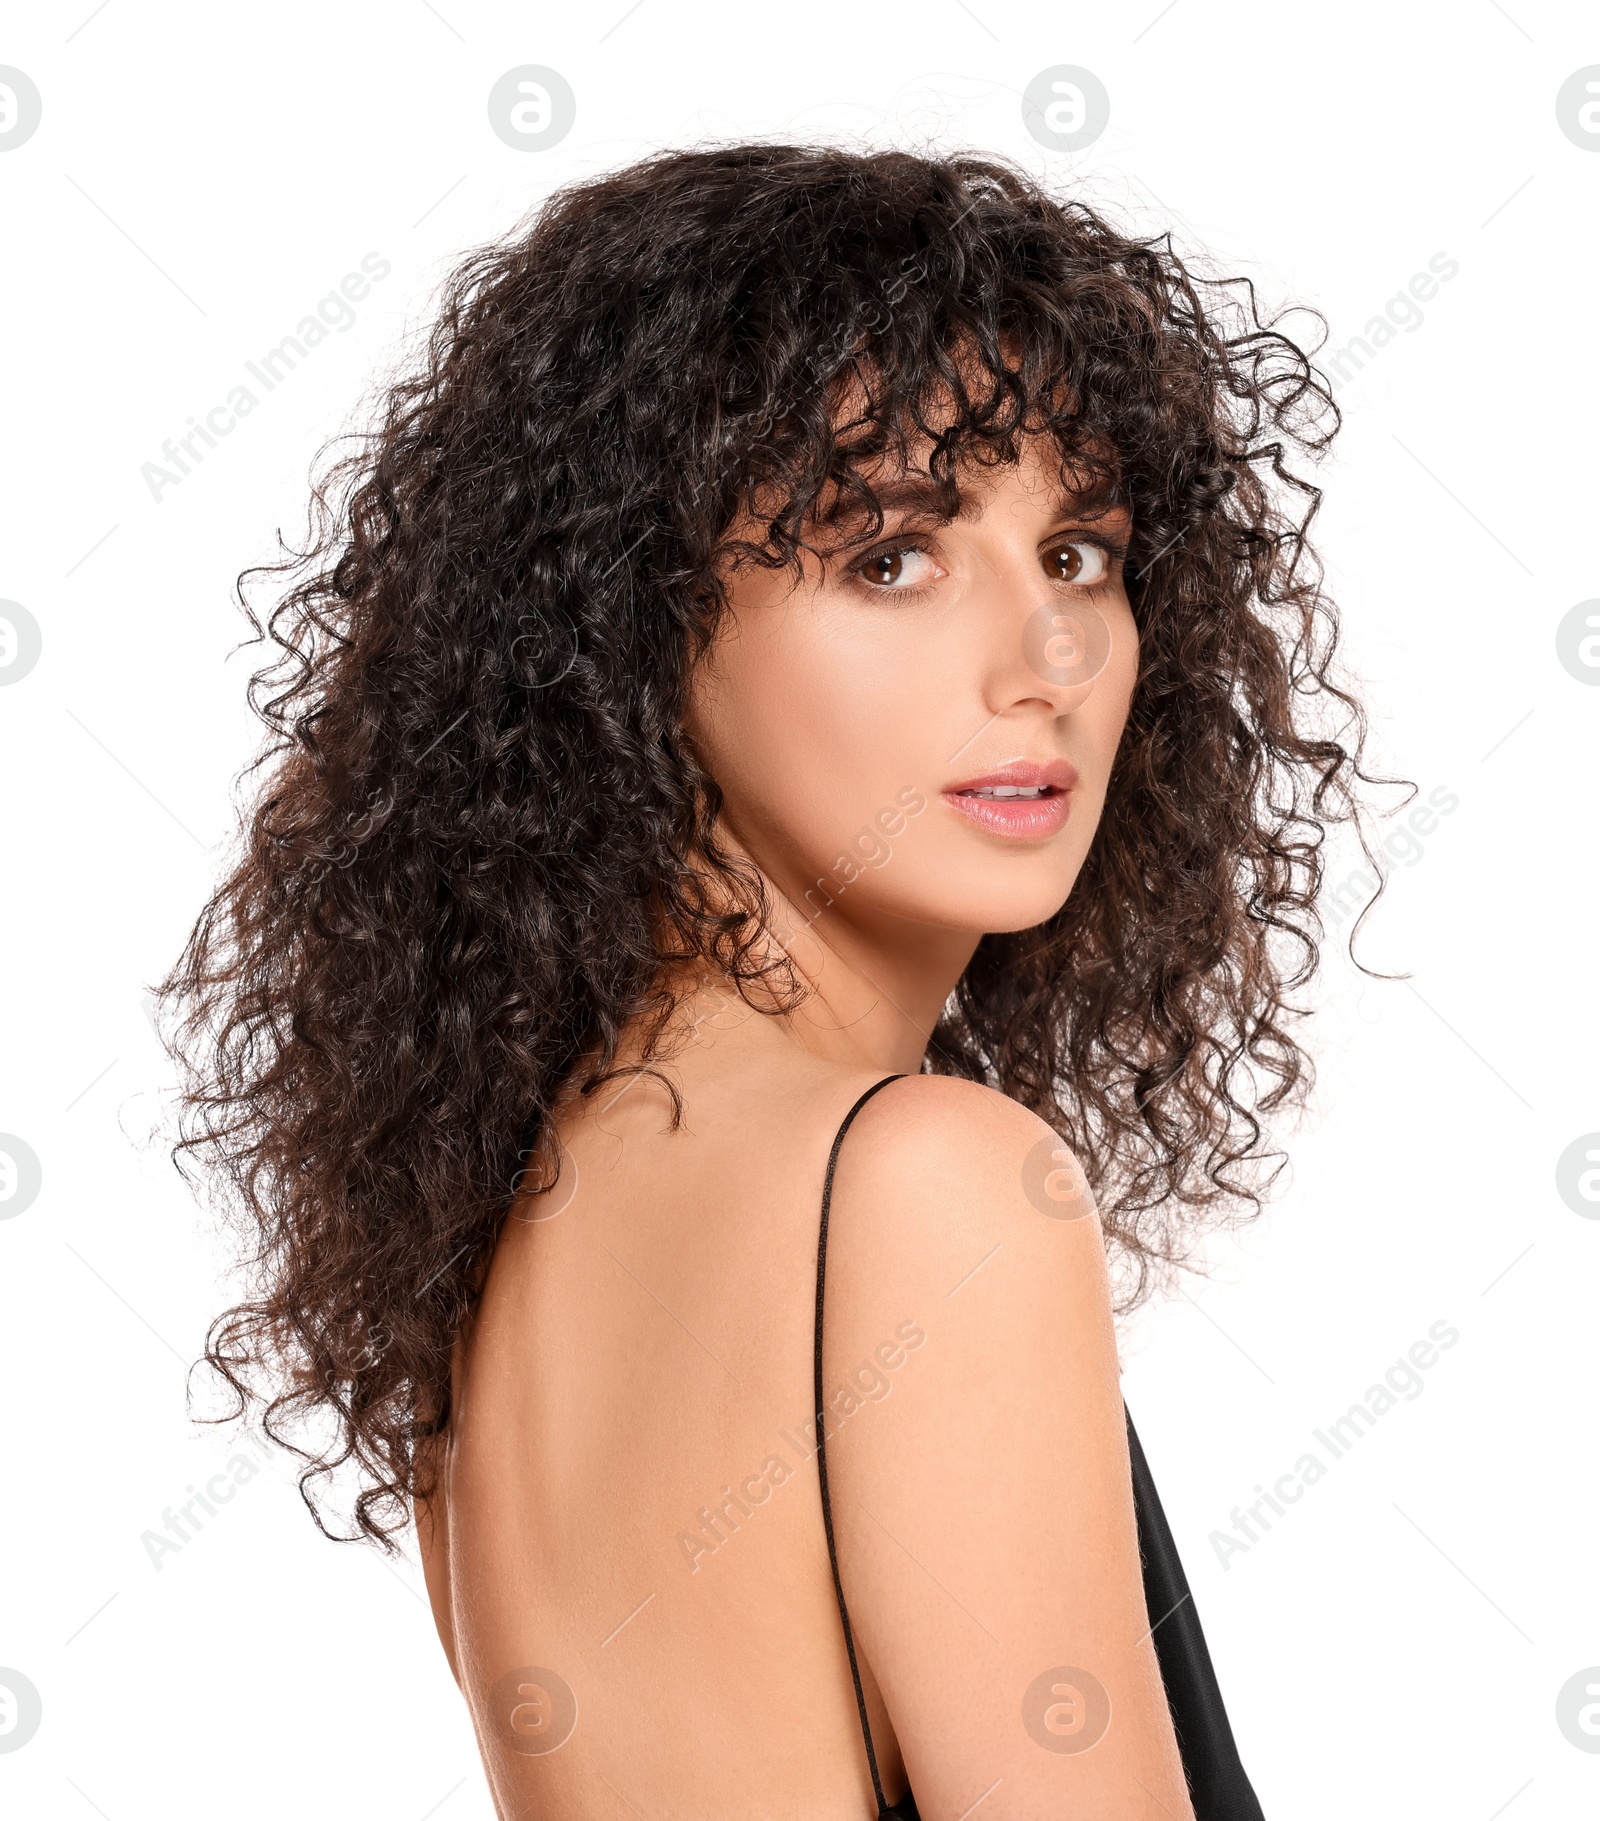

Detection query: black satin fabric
(1126, 1408), (1266, 1820)
(872, 1414), (1265, 1820)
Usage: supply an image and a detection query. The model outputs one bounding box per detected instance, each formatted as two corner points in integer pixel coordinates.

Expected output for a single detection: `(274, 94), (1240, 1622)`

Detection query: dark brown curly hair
(159, 143), (1377, 1546)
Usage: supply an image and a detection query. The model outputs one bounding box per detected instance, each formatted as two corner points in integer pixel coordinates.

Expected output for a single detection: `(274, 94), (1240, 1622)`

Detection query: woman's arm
(821, 1075), (1195, 1819)
(415, 1472), (459, 1686)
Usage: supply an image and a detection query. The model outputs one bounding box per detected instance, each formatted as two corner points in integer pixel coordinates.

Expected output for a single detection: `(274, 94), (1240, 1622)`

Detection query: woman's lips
(942, 760), (1078, 839)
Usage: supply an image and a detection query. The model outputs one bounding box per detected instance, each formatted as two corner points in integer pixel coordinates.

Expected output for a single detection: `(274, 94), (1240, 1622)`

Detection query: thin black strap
(814, 1074), (905, 1818)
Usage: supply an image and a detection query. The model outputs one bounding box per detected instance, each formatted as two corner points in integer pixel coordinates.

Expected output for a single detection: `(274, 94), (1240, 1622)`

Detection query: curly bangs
(160, 142), (1371, 1543)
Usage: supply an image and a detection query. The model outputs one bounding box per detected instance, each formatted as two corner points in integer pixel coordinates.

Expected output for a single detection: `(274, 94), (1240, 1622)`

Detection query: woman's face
(684, 434), (1139, 943)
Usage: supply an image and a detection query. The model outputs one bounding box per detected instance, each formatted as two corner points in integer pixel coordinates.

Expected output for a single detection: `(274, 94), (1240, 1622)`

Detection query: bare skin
(418, 436), (1197, 1819)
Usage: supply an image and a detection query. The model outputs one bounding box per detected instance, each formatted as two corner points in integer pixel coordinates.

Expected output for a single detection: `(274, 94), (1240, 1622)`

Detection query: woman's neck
(647, 833), (977, 1075)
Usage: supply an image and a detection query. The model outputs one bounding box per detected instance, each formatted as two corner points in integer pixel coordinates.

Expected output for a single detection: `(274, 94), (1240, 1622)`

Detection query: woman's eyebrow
(813, 476), (957, 531)
(822, 476), (1129, 534)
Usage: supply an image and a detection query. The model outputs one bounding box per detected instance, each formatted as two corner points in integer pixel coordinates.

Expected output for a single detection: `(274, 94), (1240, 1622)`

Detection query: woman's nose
(1019, 598), (1111, 713)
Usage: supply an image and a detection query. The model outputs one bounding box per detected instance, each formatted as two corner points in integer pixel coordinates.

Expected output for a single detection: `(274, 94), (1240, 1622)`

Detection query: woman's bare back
(421, 1004), (917, 1817)
(420, 988), (1194, 1820)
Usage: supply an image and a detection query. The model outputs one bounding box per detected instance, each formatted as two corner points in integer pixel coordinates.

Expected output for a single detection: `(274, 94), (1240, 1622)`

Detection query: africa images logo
(1209, 1319), (1460, 1568)
(0, 1668), (42, 1754)
(486, 1666), (578, 1756)
(139, 254), (392, 503)
(1021, 1665), (1112, 1754)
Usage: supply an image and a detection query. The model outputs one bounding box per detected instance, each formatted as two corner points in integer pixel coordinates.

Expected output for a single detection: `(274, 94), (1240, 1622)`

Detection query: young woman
(163, 144), (1370, 1818)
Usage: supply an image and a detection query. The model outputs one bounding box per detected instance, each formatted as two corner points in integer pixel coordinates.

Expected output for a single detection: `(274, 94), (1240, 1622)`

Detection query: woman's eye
(856, 545), (943, 590)
(1042, 541), (1109, 586)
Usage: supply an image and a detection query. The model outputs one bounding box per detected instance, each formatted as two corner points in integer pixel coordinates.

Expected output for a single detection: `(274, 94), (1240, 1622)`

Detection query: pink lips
(942, 759), (1079, 839)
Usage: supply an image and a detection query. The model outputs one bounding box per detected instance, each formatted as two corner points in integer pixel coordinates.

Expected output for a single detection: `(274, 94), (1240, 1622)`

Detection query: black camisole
(814, 1077), (1266, 1820)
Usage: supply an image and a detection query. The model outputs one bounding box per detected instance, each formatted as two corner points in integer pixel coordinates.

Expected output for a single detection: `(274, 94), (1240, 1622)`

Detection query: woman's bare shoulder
(827, 1072), (1101, 1259)
(814, 1075), (1193, 1814)
(816, 1073), (1118, 1489)
(853, 1069), (1055, 1138)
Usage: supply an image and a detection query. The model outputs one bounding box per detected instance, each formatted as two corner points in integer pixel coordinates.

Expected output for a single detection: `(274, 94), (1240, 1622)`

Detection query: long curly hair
(159, 142), (1376, 1545)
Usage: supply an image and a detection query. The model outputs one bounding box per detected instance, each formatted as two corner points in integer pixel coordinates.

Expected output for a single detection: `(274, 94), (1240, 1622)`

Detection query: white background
(2, 2), (1597, 1816)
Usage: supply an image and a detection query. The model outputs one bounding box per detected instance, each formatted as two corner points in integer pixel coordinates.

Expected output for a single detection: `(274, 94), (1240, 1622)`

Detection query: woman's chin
(860, 879), (1082, 938)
